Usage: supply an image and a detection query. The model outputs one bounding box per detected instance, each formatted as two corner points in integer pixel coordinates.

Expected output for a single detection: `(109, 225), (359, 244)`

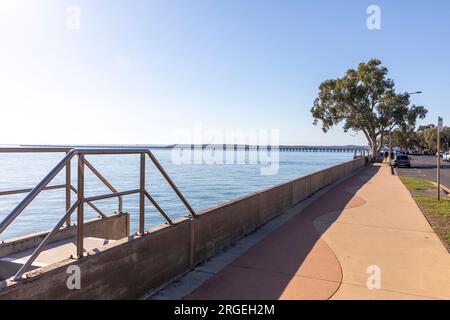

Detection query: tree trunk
(367, 134), (380, 161)
(371, 144), (378, 160)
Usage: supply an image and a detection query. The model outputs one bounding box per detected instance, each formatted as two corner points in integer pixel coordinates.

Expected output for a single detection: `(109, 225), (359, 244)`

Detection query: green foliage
(311, 59), (428, 155)
(416, 125), (450, 152)
(391, 128), (421, 151)
(388, 124), (450, 152)
(415, 196), (450, 218)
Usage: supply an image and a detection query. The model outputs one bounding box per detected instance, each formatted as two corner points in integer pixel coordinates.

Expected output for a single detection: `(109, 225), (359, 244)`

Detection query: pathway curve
(185, 164), (450, 300)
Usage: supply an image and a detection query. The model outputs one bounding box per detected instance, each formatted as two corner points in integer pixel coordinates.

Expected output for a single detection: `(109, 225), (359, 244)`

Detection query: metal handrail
(83, 158), (123, 213)
(0, 184), (67, 197)
(144, 190), (173, 225)
(0, 150), (77, 234)
(69, 185), (107, 218)
(0, 147), (196, 280)
(14, 200), (80, 279)
(0, 147), (73, 153)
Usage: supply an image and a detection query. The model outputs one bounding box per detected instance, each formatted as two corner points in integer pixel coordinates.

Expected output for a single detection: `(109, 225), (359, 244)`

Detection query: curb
(427, 180), (450, 197)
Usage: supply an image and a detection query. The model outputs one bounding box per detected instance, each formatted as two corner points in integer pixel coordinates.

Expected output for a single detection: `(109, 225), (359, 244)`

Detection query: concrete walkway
(157, 164), (450, 300)
(322, 164), (450, 299)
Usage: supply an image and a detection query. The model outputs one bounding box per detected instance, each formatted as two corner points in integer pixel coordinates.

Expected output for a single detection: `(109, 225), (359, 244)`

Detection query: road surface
(396, 155), (450, 188)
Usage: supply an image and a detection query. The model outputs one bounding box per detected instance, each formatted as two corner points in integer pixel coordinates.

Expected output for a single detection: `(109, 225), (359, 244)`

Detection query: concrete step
(0, 237), (115, 280)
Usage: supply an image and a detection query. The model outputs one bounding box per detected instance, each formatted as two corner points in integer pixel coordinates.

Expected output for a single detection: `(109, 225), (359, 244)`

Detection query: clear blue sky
(0, 0), (448, 145)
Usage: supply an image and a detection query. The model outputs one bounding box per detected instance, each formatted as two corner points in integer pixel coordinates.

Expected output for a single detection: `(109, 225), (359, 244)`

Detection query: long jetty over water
(169, 144), (369, 153)
(19, 144), (370, 153)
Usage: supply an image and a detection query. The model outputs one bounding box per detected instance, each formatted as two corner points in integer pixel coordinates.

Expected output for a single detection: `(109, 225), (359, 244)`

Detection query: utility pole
(437, 117), (443, 201)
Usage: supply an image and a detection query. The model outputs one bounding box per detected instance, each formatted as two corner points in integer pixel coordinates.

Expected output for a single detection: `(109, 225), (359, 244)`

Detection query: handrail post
(77, 154), (84, 258)
(139, 153), (145, 235)
(118, 195), (124, 214)
(65, 153), (71, 227)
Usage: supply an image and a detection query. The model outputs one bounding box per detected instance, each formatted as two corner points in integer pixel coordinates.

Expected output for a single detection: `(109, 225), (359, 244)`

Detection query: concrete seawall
(0, 157), (366, 299)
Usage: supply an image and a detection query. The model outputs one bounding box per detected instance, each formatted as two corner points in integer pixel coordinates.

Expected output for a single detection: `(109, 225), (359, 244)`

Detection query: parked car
(443, 152), (450, 162)
(392, 155), (411, 168)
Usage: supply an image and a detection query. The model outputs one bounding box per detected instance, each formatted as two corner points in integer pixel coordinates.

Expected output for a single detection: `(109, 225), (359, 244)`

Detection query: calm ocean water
(0, 149), (352, 240)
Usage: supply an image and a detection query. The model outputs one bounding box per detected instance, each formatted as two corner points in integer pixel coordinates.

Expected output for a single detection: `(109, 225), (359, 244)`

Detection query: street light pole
(437, 117), (443, 201)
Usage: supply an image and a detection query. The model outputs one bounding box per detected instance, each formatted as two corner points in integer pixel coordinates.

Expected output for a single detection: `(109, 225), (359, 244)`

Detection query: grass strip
(413, 195), (450, 251)
(400, 177), (436, 191)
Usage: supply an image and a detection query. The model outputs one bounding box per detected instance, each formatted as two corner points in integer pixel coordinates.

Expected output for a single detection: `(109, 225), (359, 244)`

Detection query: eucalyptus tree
(311, 59), (427, 157)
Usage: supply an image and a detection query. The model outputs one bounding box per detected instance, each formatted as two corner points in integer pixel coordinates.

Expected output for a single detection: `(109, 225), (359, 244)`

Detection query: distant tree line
(390, 125), (450, 152)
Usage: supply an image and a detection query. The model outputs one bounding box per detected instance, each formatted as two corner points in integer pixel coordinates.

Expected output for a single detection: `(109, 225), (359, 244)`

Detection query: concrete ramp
(0, 237), (115, 280)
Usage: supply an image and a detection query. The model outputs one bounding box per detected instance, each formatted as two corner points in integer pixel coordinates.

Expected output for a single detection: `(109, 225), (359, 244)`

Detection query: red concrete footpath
(184, 164), (450, 300)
